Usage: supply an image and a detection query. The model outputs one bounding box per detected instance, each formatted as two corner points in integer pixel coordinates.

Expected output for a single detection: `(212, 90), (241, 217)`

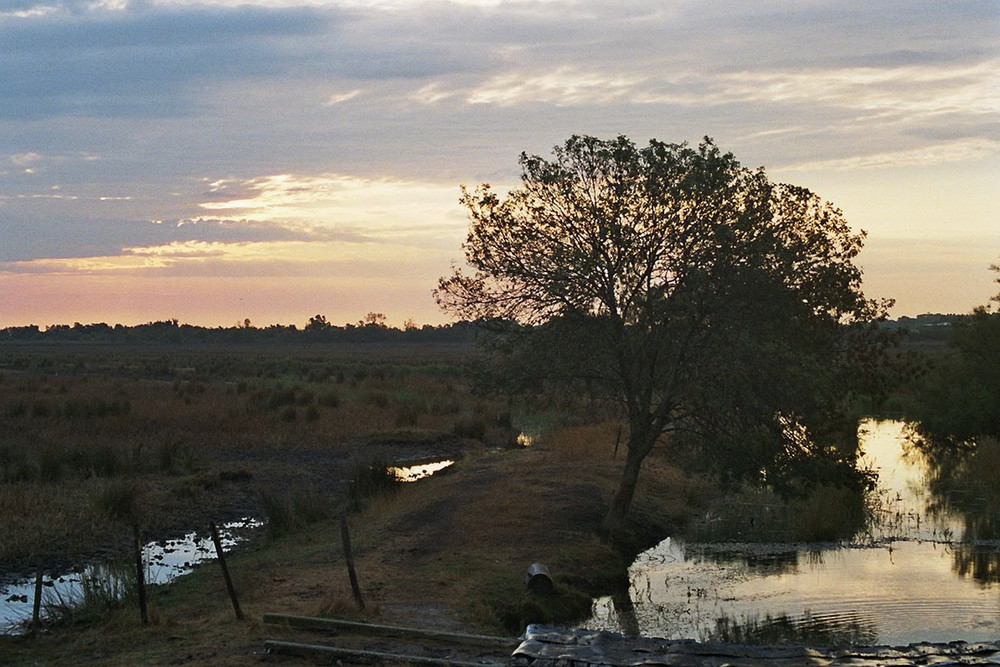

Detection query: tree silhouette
(437, 135), (890, 532)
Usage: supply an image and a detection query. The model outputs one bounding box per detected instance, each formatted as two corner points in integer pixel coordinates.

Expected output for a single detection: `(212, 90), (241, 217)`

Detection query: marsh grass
(259, 484), (332, 539)
(686, 483), (872, 543)
(346, 455), (400, 510)
(91, 479), (145, 523)
(37, 561), (145, 630)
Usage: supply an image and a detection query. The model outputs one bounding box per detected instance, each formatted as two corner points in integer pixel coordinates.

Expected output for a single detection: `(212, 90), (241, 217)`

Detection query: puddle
(583, 420), (1000, 646)
(388, 459), (454, 482)
(0, 517), (262, 634)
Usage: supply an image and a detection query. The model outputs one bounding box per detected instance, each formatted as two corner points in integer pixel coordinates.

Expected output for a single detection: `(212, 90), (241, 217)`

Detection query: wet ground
(512, 625), (1000, 666)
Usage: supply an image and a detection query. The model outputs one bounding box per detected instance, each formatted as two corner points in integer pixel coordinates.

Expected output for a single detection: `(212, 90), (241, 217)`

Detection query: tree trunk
(602, 433), (652, 535)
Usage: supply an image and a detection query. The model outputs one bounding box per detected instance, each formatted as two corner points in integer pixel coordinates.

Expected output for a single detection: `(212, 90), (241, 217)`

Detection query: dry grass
(0, 346), (513, 573)
(0, 345), (706, 665)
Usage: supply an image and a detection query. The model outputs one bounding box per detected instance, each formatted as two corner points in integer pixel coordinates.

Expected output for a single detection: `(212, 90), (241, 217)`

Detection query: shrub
(317, 390), (340, 408)
(157, 440), (194, 474)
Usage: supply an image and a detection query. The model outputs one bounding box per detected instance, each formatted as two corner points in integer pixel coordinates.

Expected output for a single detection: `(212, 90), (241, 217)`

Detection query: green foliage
(474, 570), (593, 635)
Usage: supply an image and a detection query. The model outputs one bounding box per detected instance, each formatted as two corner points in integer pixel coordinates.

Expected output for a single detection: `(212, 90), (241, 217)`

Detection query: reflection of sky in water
(586, 421), (1000, 646)
(1, 518), (261, 634)
(860, 420), (961, 541)
(388, 460), (454, 482)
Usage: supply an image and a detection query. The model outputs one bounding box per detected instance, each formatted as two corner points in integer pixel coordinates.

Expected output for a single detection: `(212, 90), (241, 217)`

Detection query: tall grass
(38, 561), (142, 629)
(686, 483), (872, 544)
(0, 345), (482, 570)
(259, 484), (331, 539)
(346, 455), (400, 510)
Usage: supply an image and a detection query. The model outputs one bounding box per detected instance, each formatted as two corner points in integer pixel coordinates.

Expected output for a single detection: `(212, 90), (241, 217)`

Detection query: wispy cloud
(1, 0), (997, 323)
(784, 138), (1000, 172)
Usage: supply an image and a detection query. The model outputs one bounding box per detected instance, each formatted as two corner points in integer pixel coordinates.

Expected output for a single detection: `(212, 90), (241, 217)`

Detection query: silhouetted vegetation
(893, 263), (1000, 444)
(0, 316), (480, 346)
(437, 135), (896, 531)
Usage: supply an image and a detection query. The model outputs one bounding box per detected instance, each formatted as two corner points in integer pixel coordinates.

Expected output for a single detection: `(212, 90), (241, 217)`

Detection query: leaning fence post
(210, 521), (244, 620)
(133, 524), (149, 626)
(340, 514), (365, 610)
(31, 566), (43, 630)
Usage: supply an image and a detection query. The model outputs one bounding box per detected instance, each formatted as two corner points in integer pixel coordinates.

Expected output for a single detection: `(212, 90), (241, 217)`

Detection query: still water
(584, 420), (1000, 646)
(0, 518), (261, 633)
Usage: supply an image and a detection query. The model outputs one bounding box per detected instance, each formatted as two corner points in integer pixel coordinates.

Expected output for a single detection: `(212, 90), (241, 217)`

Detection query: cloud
(325, 89), (364, 106)
(1, 0), (997, 323)
(0, 214), (323, 263)
(0, 3), (334, 119)
(194, 172), (464, 234)
(783, 138), (1000, 172)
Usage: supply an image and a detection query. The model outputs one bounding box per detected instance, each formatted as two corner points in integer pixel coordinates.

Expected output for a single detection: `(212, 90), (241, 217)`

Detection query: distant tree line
(896, 264), (1000, 442)
(0, 314), (480, 345)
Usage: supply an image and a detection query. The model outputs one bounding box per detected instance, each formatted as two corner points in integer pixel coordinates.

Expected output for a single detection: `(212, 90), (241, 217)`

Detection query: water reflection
(583, 420), (1000, 646)
(952, 544), (1000, 585)
(685, 544), (802, 577)
(711, 610), (878, 647)
(0, 517), (261, 633)
(387, 459), (454, 482)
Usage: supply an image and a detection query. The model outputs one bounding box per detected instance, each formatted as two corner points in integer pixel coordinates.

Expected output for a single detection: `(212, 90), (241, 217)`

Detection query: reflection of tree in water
(709, 610), (878, 648)
(950, 544), (1000, 584)
(685, 546), (803, 577)
(910, 430), (1000, 584)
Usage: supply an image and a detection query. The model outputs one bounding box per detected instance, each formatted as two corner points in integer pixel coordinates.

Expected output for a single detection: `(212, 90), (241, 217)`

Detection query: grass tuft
(259, 484), (331, 539)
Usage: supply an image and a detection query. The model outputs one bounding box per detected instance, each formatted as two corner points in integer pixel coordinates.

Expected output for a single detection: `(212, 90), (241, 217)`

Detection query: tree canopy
(437, 135), (892, 532)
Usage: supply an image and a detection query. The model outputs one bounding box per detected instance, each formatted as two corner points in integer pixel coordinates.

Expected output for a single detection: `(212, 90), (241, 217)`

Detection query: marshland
(0, 311), (997, 665)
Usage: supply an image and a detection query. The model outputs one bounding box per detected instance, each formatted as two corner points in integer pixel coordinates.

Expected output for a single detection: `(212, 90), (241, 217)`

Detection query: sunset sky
(1, 0), (997, 329)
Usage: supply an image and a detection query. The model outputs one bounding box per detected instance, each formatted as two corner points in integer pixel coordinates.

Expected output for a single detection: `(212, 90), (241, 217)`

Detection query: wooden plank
(263, 613), (518, 649)
(264, 639), (506, 666)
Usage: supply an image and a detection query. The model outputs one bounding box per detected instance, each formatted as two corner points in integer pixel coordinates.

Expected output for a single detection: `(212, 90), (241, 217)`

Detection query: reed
(259, 484), (331, 539)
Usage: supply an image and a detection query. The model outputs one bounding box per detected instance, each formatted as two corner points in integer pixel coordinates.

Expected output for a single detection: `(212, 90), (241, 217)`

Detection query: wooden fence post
(133, 524), (148, 626)
(340, 514), (365, 610)
(31, 566), (43, 630)
(210, 521), (245, 620)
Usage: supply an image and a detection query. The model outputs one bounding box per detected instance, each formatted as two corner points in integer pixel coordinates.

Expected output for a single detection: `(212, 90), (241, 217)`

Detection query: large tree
(436, 135), (890, 532)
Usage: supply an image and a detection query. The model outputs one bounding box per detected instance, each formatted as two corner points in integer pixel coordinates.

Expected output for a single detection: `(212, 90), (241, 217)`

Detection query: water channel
(0, 458), (454, 634)
(584, 420), (1000, 646)
(0, 518), (261, 633)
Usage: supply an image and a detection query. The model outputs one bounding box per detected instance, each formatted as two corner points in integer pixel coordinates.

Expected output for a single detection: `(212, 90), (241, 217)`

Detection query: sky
(1, 0), (997, 329)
